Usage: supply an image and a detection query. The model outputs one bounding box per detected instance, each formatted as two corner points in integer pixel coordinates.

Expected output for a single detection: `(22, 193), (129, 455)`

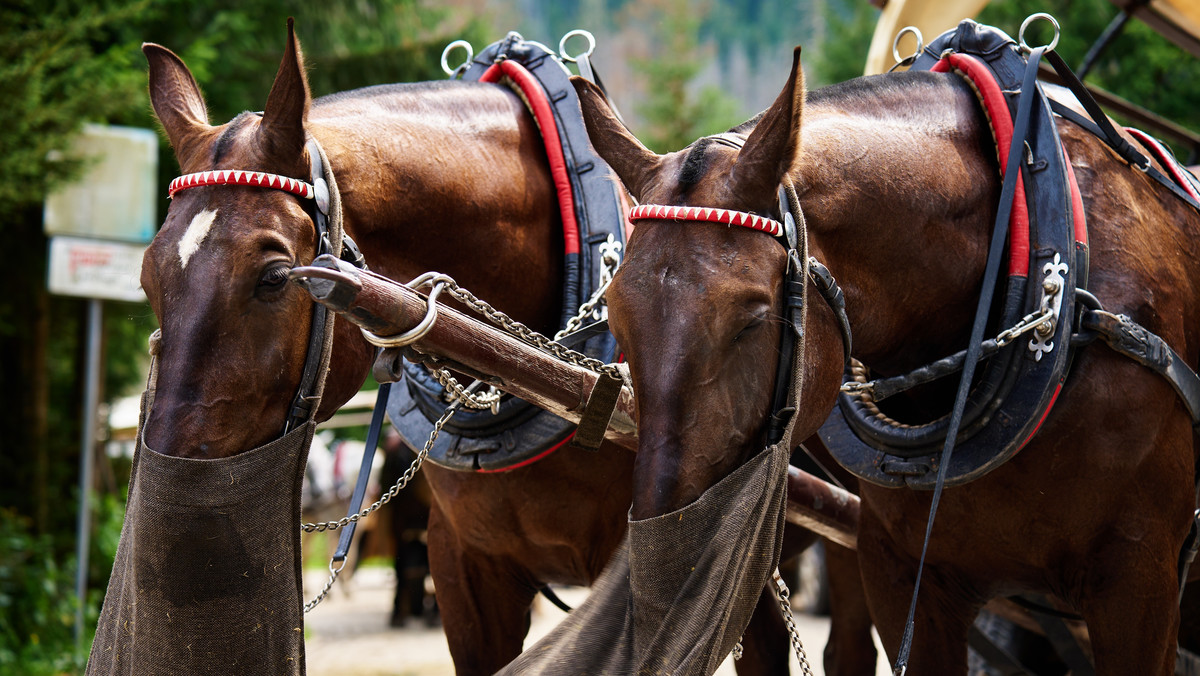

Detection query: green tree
(0, 0), (488, 668)
(979, 0), (1200, 152)
(808, 0), (881, 87)
(627, 0), (743, 153)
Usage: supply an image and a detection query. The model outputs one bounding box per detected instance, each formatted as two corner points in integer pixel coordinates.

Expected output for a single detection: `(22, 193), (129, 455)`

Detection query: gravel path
(302, 567), (890, 675)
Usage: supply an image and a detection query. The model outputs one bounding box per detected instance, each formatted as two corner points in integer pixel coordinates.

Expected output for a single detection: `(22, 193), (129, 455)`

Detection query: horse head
(573, 48), (826, 520)
(141, 21), (372, 458)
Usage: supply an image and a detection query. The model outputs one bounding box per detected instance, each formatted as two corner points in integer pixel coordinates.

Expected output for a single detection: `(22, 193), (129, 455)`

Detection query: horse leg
(734, 584), (793, 675)
(1079, 539), (1181, 675)
(426, 502), (537, 676)
(823, 540), (878, 676)
(857, 510), (976, 674)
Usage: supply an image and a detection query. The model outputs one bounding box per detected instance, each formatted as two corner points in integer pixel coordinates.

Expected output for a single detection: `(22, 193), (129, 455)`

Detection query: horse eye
(258, 265), (290, 289)
(733, 311), (767, 343)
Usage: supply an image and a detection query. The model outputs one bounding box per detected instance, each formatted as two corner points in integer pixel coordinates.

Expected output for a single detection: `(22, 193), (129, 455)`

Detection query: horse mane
(212, 112), (259, 164)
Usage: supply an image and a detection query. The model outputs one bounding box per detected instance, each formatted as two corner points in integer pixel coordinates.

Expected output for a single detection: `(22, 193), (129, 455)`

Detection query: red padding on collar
(481, 60), (582, 256)
(1061, 146), (1088, 246)
(1126, 127), (1200, 204)
(933, 53), (1030, 277)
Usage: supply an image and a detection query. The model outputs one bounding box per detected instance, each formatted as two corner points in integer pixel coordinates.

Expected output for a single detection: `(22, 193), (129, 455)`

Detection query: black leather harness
(385, 34), (628, 472)
(819, 20), (1200, 492)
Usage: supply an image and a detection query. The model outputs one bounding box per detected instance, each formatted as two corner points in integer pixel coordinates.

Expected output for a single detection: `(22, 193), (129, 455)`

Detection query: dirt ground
(301, 566), (891, 676)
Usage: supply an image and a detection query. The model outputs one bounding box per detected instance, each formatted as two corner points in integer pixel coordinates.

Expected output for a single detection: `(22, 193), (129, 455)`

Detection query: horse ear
(731, 46), (805, 206)
(260, 18), (311, 159)
(143, 43), (212, 167)
(571, 76), (662, 201)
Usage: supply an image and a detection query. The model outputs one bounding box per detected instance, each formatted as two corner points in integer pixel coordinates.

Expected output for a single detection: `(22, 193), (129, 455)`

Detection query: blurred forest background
(2, 0), (1197, 672)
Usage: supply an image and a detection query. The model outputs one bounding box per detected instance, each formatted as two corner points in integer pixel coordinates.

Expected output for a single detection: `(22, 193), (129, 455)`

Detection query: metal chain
(555, 275), (614, 340)
(300, 403), (456, 534)
(301, 402), (460, 613)
(773, 568), (816, 676)
(555, 243), (621, 340)
(303, 559), (346, 614)
(360, 269), (623, 381)
(840, 305), (1056, 395)
(429, 367), (501, 412)
(441, 280), (624, 380)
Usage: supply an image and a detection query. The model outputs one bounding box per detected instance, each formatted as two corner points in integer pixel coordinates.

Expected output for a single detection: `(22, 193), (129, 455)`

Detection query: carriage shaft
(291, 255), (860, 548)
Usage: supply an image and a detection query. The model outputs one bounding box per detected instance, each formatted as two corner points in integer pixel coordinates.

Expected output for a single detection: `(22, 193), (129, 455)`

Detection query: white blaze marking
(178, 208), (217, 270)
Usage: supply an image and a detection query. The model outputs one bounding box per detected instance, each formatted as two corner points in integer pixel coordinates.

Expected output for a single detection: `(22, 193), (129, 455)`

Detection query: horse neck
(307, 81), (564, 334)
(796, 73), (999, 376)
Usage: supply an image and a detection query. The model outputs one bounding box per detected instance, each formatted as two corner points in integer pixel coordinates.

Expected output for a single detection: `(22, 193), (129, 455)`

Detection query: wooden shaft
(292, 255), (860, 548)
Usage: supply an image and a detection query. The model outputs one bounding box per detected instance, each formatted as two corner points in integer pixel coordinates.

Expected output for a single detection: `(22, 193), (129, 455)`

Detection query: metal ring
(360, 280), (449, 347)
(1019, 13), (1060, 53)
(891, 26), (924, 65)
(441, 40), (473, 77)
(559, 29), (596, 63)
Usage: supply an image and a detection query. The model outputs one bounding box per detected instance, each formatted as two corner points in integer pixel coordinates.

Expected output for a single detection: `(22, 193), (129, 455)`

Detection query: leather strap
(570, 373), (624, 451)
(893, 46), (1047, 676)
(1078, 310), (1200, 424)
(1049, 100), (1200, 212)
(334, 382), (391, 562)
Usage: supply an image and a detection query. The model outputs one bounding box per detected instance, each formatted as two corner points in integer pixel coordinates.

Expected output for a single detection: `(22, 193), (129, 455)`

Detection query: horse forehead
(649, 143), (740, 204)
(152, 193), (309, 270)
(178, 207), (218, 270)
(614, 225), (778, 313)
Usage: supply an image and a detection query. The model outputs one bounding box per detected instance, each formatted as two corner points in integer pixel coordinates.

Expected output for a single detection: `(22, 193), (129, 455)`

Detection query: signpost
(43, 123), (157, 645)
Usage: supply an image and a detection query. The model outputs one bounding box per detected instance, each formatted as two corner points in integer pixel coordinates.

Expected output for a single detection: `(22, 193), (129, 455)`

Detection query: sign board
(44, 124), (158, 244)
(47, 236), (147, 303)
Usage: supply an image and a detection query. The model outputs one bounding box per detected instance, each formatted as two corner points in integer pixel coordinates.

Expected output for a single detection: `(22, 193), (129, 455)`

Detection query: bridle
(167, 138), (363, 436)
(627, 186), (852, 448)
(627, 187), (851, 670)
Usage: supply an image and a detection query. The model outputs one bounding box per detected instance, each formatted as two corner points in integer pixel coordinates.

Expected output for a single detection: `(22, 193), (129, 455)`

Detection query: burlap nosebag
(88, 397), (311, 676)
(501, 439), (790, 676)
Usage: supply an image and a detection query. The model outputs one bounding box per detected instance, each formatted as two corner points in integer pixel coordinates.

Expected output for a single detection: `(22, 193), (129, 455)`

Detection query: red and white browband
(628, 204), (783, 238)
(168, 169), (315, 200)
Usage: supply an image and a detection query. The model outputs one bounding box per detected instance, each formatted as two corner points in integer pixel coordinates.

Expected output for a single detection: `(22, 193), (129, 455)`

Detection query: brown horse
(140, 24), (633, 675)
(575, 42), (1200, 674)
(140, 23), (858, 675)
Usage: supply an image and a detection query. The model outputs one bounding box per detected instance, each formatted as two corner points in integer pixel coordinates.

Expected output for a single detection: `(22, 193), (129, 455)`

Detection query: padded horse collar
(821, 19), (1200, 492)
(819, 20), (1084, 489)
(386, 33), (627, 472)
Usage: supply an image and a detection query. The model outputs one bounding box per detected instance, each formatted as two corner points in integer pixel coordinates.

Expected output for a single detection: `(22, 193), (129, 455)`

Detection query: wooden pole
(291, 255), (860, 547)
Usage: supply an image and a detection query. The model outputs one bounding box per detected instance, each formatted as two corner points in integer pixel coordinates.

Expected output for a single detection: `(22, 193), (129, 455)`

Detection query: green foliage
(0, 496), (123, 674)
(979, 0), (1200, 140)
(630, 0), (742, 153)
(808, 0), (880, 87)
(0, 0), (151, 214)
